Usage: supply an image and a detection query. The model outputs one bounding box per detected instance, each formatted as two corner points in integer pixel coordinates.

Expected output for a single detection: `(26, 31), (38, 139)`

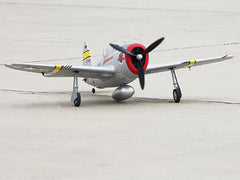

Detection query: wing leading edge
(5, 55), (234, 77)
(5, 63), (115, 78)
(146, 55), (233, 74)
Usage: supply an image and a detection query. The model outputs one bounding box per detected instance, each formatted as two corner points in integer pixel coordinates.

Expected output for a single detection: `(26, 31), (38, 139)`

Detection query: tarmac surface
(0, 0), (240, 179)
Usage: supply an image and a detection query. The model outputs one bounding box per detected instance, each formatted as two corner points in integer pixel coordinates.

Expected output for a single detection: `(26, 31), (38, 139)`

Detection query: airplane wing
(5, 63), (115, 78)
(145, 55), (233, 74)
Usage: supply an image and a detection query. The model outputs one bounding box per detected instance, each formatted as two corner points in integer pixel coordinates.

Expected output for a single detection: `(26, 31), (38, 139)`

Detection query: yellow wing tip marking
(83, 50), (91, 60)
(189, 60), (196, 66)
(51, 65), (62, 74)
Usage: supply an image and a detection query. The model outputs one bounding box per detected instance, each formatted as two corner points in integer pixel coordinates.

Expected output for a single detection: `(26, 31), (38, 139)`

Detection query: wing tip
(4, 63), (23, 70)
(223, 55), (234, 59)
(4, 63), (13, 68)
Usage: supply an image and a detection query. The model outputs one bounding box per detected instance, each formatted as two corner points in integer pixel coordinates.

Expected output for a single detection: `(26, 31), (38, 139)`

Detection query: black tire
(173, 89), (181, 103)
(74, 93), (81, 107)
(92, 88), (95, 94)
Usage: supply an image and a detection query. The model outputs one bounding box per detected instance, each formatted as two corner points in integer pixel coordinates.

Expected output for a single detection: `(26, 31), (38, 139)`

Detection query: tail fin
(82, 42), (92, 66)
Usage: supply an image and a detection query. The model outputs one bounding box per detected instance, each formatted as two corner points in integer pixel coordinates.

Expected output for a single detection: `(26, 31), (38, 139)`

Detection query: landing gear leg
(71, 72), (81, 107)
(171, 69), (182, 103)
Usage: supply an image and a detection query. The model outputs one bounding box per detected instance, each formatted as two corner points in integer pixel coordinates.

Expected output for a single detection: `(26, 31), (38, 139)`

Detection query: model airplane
(5, 37), (233, 106)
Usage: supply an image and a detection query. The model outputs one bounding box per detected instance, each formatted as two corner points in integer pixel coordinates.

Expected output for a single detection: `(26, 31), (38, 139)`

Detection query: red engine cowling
(125, 43), (149, 75)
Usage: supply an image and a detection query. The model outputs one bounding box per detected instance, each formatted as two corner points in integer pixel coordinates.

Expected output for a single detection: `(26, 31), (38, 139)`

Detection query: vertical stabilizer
(82, 42), (92, 66)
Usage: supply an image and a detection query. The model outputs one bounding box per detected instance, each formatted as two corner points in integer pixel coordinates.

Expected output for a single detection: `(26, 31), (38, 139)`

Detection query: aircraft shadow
(1, 89), (240, 108)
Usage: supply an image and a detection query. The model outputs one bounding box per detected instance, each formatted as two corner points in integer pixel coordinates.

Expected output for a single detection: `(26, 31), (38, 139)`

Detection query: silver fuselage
(85, 47), (137, 88)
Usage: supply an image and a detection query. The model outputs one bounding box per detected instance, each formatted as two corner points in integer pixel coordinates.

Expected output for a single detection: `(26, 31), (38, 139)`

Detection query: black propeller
(109, 37), (165, 90)
(137, 60), (145, 89)
(109, 43), (136, 57)
(144, 37), (165, 55)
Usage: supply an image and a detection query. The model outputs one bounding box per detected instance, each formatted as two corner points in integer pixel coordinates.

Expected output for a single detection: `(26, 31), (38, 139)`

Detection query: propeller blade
(136, 61), (145, 90)
(144, 37), (165, 54)
(109, 43), (136, 56)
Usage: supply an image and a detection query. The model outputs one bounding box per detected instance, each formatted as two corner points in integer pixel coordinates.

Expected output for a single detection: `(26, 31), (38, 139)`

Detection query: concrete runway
(0, 0), (240, 179)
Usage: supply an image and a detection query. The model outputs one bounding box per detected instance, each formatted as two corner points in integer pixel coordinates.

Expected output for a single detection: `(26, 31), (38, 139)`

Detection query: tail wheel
(74, 93), (81, 107)
(173, 89), (181, 103)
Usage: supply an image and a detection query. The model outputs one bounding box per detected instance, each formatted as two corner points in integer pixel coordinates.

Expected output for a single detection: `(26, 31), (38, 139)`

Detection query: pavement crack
(0, 88), (68, 95)
(154, 42), (240, 52)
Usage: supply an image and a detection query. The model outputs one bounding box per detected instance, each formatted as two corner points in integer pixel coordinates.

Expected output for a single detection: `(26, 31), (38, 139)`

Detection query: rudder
(83, 42), (92, 66)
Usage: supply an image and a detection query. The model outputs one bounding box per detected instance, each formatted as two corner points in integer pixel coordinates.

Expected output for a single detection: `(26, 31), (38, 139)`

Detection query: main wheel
(74, 92), (81, 107)
(92, 88), (95, 94)
(173, 88), (181, 103)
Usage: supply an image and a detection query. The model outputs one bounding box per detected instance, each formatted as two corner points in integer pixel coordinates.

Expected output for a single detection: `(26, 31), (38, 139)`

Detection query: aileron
(5, 63), (116, 78)
(146, 55), (233, 74)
